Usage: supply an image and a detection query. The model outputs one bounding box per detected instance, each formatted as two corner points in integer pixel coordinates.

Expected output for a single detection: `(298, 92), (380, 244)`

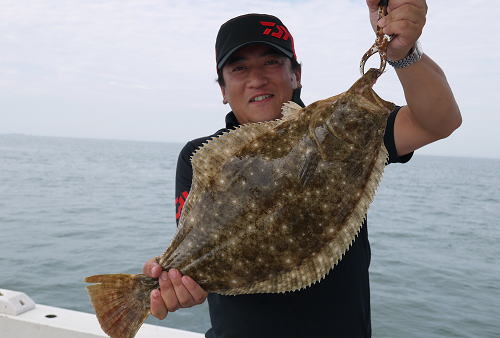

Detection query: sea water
(0, 134), (498, 337)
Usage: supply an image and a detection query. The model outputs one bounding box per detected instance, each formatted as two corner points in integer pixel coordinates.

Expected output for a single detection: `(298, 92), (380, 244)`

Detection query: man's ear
(219, 84), (228, 104)
(293, 67), (302, 89)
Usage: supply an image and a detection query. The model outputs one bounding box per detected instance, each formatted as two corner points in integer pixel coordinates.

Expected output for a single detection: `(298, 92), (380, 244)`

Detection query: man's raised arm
(366, 0), (462, 156)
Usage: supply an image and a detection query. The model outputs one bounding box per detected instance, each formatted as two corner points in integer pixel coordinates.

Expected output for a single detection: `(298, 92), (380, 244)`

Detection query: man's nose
(247, 66), (268, 88)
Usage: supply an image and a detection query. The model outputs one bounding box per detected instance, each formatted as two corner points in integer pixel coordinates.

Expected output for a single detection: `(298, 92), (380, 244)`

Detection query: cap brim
(217, 41), (294, 69)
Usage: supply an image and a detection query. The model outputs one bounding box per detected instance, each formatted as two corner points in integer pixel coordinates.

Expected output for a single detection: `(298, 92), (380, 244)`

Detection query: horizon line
(1, 132), (498, 161)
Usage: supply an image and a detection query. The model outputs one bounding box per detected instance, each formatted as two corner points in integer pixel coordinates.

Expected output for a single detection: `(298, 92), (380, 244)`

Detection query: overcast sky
(1, 0), (498, 159)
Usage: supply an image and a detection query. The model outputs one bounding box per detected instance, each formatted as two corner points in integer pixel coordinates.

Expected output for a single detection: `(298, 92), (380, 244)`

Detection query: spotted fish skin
(158, 68), (394, 294)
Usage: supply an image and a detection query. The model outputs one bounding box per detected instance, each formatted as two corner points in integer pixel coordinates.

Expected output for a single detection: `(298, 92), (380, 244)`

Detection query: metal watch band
(387, 42), (423, 69)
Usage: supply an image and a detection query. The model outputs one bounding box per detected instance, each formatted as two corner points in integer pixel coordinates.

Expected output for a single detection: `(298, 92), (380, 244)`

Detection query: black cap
(215, 13), (297, 70)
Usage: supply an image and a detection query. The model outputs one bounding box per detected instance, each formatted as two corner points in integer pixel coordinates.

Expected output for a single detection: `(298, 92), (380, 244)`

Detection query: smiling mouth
(250, 94), (274, 103)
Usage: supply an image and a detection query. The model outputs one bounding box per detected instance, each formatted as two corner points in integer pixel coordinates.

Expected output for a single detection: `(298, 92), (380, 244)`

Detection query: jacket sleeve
(384, 106), (414, 164)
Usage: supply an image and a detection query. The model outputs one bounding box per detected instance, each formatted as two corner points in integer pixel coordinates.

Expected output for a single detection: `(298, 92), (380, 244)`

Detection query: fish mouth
(249, 94), (274, 103)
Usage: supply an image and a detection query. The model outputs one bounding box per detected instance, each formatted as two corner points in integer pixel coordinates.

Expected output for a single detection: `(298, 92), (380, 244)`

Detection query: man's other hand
(143, 258), (208, 320)
(366, 0), (427, 61)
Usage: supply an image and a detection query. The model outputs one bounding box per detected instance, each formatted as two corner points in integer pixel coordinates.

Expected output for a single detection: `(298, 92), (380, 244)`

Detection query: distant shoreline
(0, 133), (183, 146)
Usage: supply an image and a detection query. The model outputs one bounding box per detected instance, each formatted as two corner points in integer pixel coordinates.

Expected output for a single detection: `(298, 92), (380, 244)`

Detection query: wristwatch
(387, 41), (423, 69)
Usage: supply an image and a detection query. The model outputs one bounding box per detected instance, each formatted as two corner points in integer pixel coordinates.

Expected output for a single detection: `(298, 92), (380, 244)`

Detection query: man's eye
(265, 59), (280, 65)
(232, 65), (246, 72)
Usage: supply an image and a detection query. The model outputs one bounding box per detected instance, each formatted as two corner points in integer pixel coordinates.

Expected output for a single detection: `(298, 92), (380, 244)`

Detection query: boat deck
(0, 288), (204, 338)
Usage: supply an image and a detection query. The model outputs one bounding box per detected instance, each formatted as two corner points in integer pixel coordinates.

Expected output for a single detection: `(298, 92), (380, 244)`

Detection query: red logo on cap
(259, 21), (290, 41)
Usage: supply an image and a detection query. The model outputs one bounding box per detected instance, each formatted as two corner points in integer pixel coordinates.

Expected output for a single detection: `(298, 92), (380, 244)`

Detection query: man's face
(220, 44), (301, 124)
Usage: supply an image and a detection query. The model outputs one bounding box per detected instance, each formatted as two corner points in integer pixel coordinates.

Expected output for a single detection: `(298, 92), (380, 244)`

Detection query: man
(144, 1), (461, 337)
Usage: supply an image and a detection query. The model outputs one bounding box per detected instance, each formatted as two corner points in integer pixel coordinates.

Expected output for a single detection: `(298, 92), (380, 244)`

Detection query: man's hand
(143, 258), (208, 320)
(366, 0), (427, 61)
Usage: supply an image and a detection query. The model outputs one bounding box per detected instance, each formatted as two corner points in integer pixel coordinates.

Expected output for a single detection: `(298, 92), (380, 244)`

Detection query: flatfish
(85, 5), (394, 338)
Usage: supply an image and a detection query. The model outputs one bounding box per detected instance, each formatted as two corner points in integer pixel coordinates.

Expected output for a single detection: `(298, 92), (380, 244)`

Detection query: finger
(143, 260), (162, 278)
(382, 20), (421, 42)
(159, 271), (181, 312)
(388, 0), (427, 12)
(379, 4), (425, 27)
(143, 257), (161, 276)
(182, 276), (208, 305)
(366, 0), (380, 12)
(169, 269), (196, 308)
(150, 289), (168, 320)
(143, 258), (153, 274)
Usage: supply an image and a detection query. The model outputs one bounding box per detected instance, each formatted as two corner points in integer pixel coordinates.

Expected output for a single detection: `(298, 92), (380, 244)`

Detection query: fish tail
(85, 273), (159, 338)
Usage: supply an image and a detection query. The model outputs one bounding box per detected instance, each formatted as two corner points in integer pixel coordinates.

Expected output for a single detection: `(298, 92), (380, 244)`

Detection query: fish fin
(85, 274), (157, 338)
(190, 122), (276, 178)
(281, 101), (302, 119)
